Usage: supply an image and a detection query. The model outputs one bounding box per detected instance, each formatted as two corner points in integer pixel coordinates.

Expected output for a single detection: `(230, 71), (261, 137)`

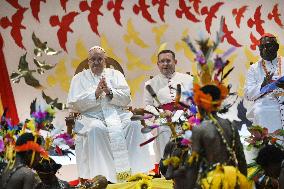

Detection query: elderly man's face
(88, 51), (105, 75)
(259, 37), (279, 61)
(157, 52), (176, 77)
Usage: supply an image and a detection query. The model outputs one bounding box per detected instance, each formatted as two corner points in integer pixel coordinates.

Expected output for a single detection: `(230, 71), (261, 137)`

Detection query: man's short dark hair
(256, 145), (284, 167)
(158, 50), (175, 60)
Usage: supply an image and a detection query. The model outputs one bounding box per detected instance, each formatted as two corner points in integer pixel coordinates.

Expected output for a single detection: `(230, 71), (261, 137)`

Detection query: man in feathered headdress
(1, 132), (48, 189)
(178, 28), (249, 188)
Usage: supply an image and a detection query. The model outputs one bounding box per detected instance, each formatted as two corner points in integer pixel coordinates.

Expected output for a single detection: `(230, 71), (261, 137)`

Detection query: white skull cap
(89, 46), (106, 54)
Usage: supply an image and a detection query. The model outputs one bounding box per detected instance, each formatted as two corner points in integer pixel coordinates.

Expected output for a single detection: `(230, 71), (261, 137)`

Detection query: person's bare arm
(186, 126), (202, 189)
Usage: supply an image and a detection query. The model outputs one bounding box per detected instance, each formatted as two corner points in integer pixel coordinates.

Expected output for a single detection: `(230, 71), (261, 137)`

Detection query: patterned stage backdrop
(0, 0), (284, 127)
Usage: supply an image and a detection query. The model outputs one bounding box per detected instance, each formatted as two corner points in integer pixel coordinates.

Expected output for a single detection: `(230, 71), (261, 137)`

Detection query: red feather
(55, 145), (63, 156)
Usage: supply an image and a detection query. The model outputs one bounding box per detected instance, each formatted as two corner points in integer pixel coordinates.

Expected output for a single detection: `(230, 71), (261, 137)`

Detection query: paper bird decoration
(42, 91), (65, 110)
(10, 53), (43, 89)
(32, 32), (61, 57)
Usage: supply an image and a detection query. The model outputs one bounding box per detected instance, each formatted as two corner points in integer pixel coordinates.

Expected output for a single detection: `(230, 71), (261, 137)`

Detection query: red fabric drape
(0, 33), (19, 124)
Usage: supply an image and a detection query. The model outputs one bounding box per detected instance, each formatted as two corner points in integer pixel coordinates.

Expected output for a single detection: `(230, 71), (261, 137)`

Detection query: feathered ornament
(15, 141), (49, 159)
(182, 16), (237, 115)
(4, 143), (16, 169)
(201, 164), (252, 189)
(48, 145), (75, 160)
(30, 98), (37, 116)
(54, 133), (74, 147)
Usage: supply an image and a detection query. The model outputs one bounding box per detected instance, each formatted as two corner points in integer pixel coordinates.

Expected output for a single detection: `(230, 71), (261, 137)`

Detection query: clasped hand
(95, 77), (110, 98)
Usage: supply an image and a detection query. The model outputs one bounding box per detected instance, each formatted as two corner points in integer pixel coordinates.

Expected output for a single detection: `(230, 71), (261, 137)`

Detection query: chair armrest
(65, 112), (81, 135)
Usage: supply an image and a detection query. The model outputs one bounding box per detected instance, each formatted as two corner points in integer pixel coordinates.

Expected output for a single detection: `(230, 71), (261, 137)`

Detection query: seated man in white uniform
(67, 46), (152, 183)
(245, 33), (284, 132)
(143, 49), (193, 162)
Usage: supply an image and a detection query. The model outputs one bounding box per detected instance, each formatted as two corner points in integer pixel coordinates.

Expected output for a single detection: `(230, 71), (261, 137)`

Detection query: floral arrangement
(245, 125), (284, 150)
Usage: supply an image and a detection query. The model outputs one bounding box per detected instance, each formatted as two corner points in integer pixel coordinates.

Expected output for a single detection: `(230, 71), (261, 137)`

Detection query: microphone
(146, 85), (161, 106)
(175, 84), (181, 108)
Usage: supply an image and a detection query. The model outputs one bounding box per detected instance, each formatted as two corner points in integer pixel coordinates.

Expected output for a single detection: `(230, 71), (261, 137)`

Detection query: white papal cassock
(67, 68), (152, 183)
(143, 72), (193, 161)
(245, 57), (284, 132)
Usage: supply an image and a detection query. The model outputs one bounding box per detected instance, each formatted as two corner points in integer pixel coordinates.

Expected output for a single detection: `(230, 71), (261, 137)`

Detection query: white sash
(102, 102), (131, 182)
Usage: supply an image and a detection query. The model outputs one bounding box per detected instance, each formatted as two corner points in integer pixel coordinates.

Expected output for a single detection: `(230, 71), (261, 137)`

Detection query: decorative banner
(0, 33), (19, 123)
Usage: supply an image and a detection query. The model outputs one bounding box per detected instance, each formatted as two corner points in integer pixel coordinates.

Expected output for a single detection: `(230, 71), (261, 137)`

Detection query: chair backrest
(75, 57), (125, 75)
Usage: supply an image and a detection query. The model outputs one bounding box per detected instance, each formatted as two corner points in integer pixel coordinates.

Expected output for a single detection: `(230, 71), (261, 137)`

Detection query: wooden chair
(65, 57), (125, 135)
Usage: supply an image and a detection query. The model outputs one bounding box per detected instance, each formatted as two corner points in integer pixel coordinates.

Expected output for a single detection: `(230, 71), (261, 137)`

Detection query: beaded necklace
(209, 114), (238, 167)
(261, 57), (282, 77)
